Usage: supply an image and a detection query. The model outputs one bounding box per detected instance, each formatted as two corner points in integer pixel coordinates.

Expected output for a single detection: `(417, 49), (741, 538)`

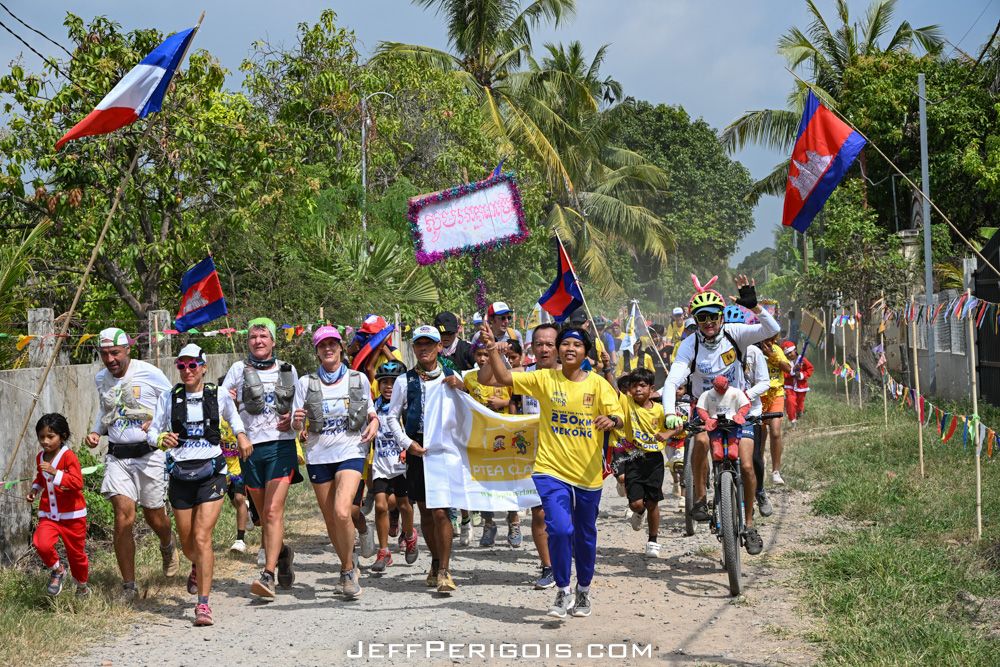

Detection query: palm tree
(0, 218), (52, 367)
(720, 0), (943, 204)
(378, 0), (578, 189)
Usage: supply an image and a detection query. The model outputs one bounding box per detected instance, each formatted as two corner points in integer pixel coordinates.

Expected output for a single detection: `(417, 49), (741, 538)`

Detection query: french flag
(782, 91), (866, 233)
(55, 27), (197, 150)
(175, 256), (227, 332)
(537, 238), (584, 323)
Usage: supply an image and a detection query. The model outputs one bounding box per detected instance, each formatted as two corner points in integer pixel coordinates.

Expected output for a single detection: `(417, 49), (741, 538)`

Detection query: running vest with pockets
(687, 330), (743, 397)
(404, 367), (455, 441)
(170, 383), (221, 446)
(304, 370), (368, 434)
(242, 362), (295, 415)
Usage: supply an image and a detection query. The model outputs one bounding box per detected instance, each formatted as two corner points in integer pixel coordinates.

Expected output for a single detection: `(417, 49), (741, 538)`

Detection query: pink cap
(312, 325), (342, 347)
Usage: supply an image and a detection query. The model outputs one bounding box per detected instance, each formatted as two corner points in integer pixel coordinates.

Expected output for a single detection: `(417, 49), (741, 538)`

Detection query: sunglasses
(694, 311), (722, 323)
(175, 361), (204, 370)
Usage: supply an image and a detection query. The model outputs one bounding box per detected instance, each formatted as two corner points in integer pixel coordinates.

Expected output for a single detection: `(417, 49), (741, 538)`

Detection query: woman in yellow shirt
(479, 323), (623, 620)
(759, 335), (792, 486)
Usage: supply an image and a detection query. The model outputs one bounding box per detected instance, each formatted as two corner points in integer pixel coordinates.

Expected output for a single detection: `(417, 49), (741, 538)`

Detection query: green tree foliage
(609, 101), (754, 307)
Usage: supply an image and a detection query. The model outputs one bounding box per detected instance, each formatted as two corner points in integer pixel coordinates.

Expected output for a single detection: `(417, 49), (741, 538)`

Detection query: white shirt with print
(222, 360), (298, 444)
(92, 359), (172, 445)
(147, 387), (245, 462)
(291, 371), (376, 465)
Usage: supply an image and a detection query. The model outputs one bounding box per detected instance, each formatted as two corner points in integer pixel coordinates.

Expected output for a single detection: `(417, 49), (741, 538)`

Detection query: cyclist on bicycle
(661, 274), (779, 554)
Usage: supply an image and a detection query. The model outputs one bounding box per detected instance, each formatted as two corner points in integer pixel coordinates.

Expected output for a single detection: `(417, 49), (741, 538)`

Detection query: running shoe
(450, 509), (460, 533)
(342, 566), (362, 598)
(404, 530), (419, 564)
(362, 490), (375, 516)
(644, 541), (661, 558)
(692, 500), (711, 522)
(471, 511), (482, 527)
(277, 545), (295, 589)
(772, 470), (785, 486)
(250, 570), (276, 599)
(47, 565), (66, 596)
(436, 570), (456, 594)
(160, 541), (179, 577)
(371, 548), (392, 573)
(193, 603), (213, 627)
(75, 583), (91, 598)
(571, 588), (592, 617)
(389, 510), (400, 538)
(120, 583), (138, 602)
(757, 492), (774, 518)
(507, 521), (522, 548)
(459, 519), (471, 547)
(745, 527), (764, 555)
(676, 497), (685, 513)
(359, 526), (377, 559)
(187, 566), (198, 595)
(628, 508), (646, 531)
(425, 567), (439, 587)
(534, 566), (555, 590)
(671, 482), (681, 498)
(230, 539), (247, 554)
(480, 523), (498, 547)
(256, 547), (266, 566)
(548, 589), (573, 618)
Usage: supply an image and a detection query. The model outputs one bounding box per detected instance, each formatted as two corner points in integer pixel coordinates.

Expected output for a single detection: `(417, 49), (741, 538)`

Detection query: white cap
(672, 307), (684, 316)
(98, 327), (129, 348)
(472, 312), (483, 325)
(176, 343), (205, 361)
(684, 317), (696, 328)
(412, 325), (441, 343)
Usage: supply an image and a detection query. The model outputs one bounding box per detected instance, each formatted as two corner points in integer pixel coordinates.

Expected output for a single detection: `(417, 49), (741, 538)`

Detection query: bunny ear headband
(690, 274), (719, 293)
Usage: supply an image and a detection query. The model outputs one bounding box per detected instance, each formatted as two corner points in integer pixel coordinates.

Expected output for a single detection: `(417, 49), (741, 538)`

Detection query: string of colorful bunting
(872, 294), (1000, 333)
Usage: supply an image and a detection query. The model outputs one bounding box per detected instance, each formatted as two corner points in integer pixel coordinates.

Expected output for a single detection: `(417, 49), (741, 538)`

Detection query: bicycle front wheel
(720, 471), (742, 596)
(683, 438), (695, 536)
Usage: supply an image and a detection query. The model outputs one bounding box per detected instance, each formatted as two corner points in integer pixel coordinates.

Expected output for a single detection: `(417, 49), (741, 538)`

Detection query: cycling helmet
(688, 274), (725, 314)
(374, 360), (406, 380)
(723, 305), (746, 324)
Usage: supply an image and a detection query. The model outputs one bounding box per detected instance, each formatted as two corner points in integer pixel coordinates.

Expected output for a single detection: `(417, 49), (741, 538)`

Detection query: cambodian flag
(782, 91), (866, 233)
(538, 238), (584, 323)
(55, 27), (197, 150)
(175, 257), (227, 332)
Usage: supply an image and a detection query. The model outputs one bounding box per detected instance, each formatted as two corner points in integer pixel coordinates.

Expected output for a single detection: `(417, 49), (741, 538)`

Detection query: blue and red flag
(175, 257), (227, 332)
(782, 91), (866, 233)
(350, 315), (396, 371)
(538, 238), (584, 323)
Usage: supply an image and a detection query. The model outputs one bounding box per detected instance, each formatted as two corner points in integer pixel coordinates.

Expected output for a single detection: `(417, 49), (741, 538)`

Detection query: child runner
(386, 325), (466, 594)
(370, 360), (418, 572)
(479, 323), (623, 618)
(665, 386), (690, 512)
(612, 374), (635, 499)
(621, 368), (675, 557)
(759, 334), (792, 485)
(149, 344), (251, 626)
(27, 414), (88, 598)
(463, 341), (522, 548)
(781, 340), (813, 426)
(218, 375), (255, 555)
(291, 326), (379, 599)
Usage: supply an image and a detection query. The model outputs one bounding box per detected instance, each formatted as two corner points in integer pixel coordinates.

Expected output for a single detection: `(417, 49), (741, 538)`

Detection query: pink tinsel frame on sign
(407, 172), (530, 266)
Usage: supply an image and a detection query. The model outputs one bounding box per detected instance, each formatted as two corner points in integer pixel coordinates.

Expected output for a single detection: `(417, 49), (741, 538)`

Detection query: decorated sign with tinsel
(407, 172), (529, 266)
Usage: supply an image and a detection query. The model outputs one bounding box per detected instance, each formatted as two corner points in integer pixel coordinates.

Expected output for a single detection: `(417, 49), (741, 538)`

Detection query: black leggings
(753, 423), (765, 498)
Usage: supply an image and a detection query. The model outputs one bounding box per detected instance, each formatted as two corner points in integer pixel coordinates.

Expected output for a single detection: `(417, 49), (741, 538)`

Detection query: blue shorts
(306, 458), (365, 484)
(740, 424), (756, 440)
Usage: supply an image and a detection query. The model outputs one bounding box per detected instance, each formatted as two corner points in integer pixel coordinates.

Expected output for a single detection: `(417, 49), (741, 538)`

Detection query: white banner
(422, 382), (541, 511)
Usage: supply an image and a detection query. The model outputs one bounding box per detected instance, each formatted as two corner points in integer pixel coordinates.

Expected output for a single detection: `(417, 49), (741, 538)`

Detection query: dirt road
(80, 477), (825, 666)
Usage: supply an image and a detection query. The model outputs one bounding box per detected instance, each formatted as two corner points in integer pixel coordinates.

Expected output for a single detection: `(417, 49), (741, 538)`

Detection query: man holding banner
(479, 323), (623, 619)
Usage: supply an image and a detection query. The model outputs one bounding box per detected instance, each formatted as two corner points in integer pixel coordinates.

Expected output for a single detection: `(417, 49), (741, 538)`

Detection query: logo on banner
(468, 411), (536, 482)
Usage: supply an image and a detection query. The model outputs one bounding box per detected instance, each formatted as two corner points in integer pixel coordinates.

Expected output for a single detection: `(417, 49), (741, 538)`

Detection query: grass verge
(785, 374), (1000, 665)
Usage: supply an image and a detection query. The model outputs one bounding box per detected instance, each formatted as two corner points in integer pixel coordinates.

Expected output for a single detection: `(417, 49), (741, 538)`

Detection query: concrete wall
(0, 353), (239, 565)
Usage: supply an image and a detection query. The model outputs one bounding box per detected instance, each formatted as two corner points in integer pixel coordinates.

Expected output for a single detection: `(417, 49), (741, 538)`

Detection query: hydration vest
(304, 369), (368, 434)
(242, 362), (295, 415)
(403, 367), (455, 441)
(170, 383), (220, 446)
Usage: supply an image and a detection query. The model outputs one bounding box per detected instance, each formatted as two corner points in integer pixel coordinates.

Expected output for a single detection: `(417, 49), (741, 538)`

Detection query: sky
(1, 0), (997, 264)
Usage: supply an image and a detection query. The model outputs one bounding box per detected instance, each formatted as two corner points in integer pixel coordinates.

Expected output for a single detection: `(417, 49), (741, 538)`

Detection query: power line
(926, 18), (1000, 105)
(0, 2), (73, 58)
(0, 17), (84, 91)
(945, 0), (995, 59)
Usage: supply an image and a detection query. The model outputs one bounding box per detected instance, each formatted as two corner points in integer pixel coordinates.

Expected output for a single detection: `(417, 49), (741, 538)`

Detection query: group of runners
(25, 274), (815, 625)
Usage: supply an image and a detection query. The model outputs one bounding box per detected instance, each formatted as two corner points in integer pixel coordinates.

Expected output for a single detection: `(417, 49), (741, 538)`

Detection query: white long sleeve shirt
(386, 372), (449, 449)
(743, 345), (771, 417)
(147, 387), (245, 462)
(662, 307), (780, 412)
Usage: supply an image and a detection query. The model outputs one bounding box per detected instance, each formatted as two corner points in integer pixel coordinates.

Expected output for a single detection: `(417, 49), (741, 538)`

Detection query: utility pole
(918, 73), (936, 392)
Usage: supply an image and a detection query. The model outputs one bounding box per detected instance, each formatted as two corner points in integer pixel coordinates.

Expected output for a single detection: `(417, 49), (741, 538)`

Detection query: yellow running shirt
(623, 396), (667, 452)
(512, 368), (623, 489)
(464, 371), (513, 410)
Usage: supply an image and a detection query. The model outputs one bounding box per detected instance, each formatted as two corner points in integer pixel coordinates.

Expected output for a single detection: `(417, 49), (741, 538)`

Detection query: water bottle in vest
(304, 376), (326, 434)
(273, 363), (295, 415)
(241, 366), (266, 415)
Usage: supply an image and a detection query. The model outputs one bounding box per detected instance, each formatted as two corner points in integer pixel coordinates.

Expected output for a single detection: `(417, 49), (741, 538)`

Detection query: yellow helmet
(688, 273), (725, 314)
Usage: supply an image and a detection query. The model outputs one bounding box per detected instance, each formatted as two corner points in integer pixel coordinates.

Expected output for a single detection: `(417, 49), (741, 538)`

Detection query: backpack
(304, 370), (368, 434)
(170, 383), (220, 446)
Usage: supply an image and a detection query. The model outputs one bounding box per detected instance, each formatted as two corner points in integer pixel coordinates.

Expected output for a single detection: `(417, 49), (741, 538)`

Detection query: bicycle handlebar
(683, 411), (783, 432)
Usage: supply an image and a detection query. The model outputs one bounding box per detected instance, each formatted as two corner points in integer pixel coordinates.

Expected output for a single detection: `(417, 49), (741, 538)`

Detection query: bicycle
(682, 411), (782, 596)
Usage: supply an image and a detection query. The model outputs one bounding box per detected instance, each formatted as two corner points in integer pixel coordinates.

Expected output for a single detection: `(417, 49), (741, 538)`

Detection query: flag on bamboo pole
(175, 257), (227, 332)
(56, 27), (197, 149)
(537, 237), (584, 323)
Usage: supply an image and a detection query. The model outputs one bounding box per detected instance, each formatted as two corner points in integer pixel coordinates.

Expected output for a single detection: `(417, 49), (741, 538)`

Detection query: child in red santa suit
(781, 341), (814, 425)
(26, 413), (89, 597)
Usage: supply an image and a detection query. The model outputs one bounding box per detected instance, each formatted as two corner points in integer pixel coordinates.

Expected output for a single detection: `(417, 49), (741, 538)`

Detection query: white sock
(51, 559), (62, 572)
(558, 585), (571, 594)
(577, 584), (590, 593)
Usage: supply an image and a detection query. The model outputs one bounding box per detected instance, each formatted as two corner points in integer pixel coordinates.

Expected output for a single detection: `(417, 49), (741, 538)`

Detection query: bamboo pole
(965, 288), (982, 539)
(854, 300), (863, 409)
(880, 293), (889, 429)
(152, 312), (160, 364)
(2, 13), (206, 480)
(841, 312), (850, 404)
(910, 295), (925, 478)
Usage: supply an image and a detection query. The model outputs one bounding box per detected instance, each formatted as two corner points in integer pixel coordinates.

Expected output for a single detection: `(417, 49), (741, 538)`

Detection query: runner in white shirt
(291, 325), (378, 599)
(661, 275), (779, 542)
(84, 327), (177, 600)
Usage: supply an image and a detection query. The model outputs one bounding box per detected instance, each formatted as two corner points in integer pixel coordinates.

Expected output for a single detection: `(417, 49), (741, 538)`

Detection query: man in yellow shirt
(479, 323), (623, 620)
